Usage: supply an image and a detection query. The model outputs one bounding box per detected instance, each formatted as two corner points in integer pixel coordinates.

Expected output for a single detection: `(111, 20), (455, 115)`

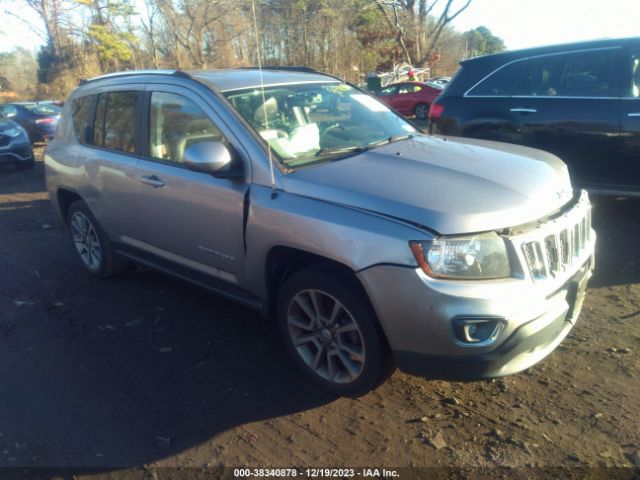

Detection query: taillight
(428, 103), (444, 119)
(35, 117), (56, 125)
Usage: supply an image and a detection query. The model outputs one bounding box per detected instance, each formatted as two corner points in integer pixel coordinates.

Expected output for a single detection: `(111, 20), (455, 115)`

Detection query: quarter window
(70, 95), (95, 144)
(467, 60), (525, 96)
(92, 91), (138, 153)
(514, 50), (616, 97)
(149, 92), (224, 164)
(629, 51), (639, 98)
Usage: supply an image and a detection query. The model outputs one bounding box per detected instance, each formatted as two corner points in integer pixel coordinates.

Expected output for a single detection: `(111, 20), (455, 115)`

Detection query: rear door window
(92, 91), (138, 153)
(514, 49), (616, 97)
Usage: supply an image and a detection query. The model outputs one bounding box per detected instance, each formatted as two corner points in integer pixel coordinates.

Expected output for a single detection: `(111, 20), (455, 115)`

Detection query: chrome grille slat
(519, 193), (592, 281)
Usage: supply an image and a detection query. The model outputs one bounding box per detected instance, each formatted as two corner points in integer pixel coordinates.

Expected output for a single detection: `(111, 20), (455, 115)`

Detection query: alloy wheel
(70, 211), (102, 270)
(287, 289), (366, 384)
(415, 103), (428, 119)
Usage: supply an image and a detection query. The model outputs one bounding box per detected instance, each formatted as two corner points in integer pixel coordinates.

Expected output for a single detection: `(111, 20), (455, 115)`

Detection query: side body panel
(133, 83), (251, 283)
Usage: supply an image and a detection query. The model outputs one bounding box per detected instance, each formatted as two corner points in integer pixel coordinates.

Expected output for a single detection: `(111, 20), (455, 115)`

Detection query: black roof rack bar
(78, 69), (193, 86)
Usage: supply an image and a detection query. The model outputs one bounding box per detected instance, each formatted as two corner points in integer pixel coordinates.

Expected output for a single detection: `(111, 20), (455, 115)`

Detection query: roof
(462, 36), (640, 65)
(79, 68), (340, 92)
(189, 69), (339, 92)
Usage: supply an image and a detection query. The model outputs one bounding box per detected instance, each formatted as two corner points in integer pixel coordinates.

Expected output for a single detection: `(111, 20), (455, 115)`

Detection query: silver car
(45, 69), (595, 396)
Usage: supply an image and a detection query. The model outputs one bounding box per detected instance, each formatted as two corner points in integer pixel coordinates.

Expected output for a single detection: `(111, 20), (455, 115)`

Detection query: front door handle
(140, 175), (165, 188)
(510, 108), (537, 114)
(628, 113), (640, 117)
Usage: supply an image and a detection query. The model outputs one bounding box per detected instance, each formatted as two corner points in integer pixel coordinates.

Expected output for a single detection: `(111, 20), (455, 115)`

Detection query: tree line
(0, 0), (505, 100)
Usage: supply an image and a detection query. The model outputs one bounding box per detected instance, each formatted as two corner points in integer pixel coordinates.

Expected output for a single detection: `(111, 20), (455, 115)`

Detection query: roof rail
(78, 69), (192, 86)
(239, 66), (321, 74)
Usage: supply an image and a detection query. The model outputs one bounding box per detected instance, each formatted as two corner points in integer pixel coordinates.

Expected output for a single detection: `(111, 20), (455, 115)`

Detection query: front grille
(520, 192), (592, 281)
(0, 135), (9, 147)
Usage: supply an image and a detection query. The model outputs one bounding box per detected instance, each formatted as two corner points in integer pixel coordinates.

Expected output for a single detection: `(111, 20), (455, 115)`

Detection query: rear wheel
(414, 102), (429, 120)
(66, 200), (129, 277)
(278, 264), (393, 397)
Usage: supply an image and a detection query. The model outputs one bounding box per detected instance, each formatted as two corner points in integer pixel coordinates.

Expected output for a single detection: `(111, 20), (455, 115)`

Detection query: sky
(1, 0), (639, 54)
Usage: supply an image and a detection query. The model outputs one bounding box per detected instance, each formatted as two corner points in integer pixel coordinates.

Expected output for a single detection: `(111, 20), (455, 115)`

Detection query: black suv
(430, 37), (640, 196)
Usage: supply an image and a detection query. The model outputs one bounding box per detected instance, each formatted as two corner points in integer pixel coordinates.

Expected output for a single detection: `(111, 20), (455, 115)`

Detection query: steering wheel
(321, 123), (343, 136)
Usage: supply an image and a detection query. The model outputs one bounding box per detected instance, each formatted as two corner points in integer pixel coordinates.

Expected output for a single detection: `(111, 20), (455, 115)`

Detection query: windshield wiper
(313, 134), (414, 158)
(367, 134), (414, 147)
(313, 145), (370, 157)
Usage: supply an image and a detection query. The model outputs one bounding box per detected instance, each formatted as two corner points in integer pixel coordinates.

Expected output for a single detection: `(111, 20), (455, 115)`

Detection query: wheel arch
(56, 188), (84, 223)
(265, 246), (368, 321)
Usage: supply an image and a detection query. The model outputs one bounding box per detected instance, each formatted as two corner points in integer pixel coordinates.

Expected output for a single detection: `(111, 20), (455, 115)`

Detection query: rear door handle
(628, 113), (640, 117)
(510, 108), (537, 114)
(140, 175), (165, 188)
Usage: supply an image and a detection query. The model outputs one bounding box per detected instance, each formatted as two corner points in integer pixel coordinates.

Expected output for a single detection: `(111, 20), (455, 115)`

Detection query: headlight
(2, 127), (24, 138)
(409, 232), (511, 279)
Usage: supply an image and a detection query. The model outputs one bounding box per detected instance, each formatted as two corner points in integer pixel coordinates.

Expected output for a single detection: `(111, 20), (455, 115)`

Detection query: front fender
(243, 185), (431, 300)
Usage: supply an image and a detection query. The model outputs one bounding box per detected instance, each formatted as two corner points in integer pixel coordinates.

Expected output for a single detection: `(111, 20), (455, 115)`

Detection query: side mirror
(183, 141), (240, 177)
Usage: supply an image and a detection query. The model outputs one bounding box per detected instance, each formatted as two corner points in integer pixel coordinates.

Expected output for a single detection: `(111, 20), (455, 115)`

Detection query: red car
(375, 81), (443, 119)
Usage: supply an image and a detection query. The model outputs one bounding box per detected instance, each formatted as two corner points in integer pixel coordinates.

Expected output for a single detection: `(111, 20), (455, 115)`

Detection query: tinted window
(0, 105), (18, 117)
(93, 94), (107, 146)
(149, 92), (223, 164)
(398, 84), (422, 94)
(515, 50), (616, 97)
(23, 104), (61, 115)
(71, 96), (95, 144)
(378, 85), (399, 96)
(468, 60), (525, 96)
(92, 91), (137, 153)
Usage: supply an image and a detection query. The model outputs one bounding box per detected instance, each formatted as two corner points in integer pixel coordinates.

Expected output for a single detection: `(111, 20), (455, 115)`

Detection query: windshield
(223, 82), (417, 167)
(23, 104), (61, 115)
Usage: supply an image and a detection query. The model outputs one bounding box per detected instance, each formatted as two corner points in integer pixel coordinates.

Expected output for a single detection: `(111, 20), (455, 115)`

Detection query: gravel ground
(0, 149), (638, 478)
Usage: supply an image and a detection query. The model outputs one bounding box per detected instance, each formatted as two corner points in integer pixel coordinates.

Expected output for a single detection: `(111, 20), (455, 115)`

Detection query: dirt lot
(0, 149), (639, 477)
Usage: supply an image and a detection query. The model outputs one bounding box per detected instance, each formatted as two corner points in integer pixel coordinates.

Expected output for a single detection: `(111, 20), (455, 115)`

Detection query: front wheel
(414, 102), (429, 120)
(277, 265), (393, 397)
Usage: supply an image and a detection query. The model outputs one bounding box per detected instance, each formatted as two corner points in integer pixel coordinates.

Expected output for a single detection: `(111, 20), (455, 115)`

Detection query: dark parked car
(430, 37), (640, 196)
(0, 102), (61, 144)
(376, 81), (442, 119)
(0, 118), (34, 170)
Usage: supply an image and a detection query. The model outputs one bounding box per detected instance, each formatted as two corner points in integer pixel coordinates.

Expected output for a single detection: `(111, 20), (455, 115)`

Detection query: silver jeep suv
(45, 69), (595, 396)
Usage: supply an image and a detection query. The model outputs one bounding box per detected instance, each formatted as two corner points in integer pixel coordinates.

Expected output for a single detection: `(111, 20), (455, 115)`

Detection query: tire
(66, 200), (129, 277)
(414, 102), (429, 120)
(14, 160), (34, 170)
(277, 264), (394, 397)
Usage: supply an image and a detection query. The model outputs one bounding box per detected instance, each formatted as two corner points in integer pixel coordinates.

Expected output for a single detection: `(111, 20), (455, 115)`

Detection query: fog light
(453, 317), (504, 345)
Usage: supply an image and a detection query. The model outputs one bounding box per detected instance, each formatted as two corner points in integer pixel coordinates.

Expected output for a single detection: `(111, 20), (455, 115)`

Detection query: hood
(281, 135), (574, 235)
(0, 119), (18, 131)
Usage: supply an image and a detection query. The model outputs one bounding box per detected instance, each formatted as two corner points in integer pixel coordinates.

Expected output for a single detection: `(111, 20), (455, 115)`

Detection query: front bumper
(0, 138), (33, 164)
(357, 194), (596, 380)
(396, 259), (591, 379)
